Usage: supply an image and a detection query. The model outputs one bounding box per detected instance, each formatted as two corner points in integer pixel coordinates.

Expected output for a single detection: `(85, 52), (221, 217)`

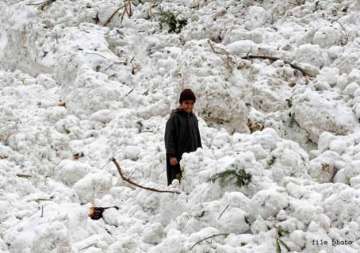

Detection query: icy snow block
(73, 172), (112, 203)
(218, 207), (250, 234)
(293, 89), (357, 143)
(245, 6), (269, 30)
(55, 159), (90, 186)
(294, 44), (329, 69)
(142, 223), (165, 244)
(226, 40), (258, 56)
(250, 188), (289, 219)
(223, 29), (263, 44)
(313, 26), (342, 48)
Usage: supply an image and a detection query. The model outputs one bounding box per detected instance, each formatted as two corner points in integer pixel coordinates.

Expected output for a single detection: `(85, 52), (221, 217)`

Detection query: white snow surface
(1, 0), (360, 252)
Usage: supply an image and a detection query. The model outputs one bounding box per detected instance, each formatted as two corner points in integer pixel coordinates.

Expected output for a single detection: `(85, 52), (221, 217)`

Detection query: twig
(276, 237), (291, 252)
(217, 204), (230, 220)
(29, 195), (55, 203)
(190, 233), (229, 250)
(329, 166), (338, 183)
(125, 88), (134, 96)
(111, 158), (180, 194)
(84, 51), (109, 59)
(41, 205), (44, 217)
(16, 174), (32, 178)
(104, 0), (133, 26)
(27, 0), (56, 10)
(207, 39), (235, 71)
(103, 5), (124, 26)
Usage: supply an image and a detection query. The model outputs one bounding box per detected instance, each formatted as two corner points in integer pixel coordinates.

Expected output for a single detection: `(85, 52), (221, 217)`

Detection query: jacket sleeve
(196, 118), (202, 148)
(165, 116), (177, 156)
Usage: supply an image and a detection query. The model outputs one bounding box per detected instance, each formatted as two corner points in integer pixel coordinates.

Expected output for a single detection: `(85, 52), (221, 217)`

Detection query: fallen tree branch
(207, 39), (236, 72)
(217, 204), (230, 220)
(16, 174), (32, 178)
(27, 0), (56, 10)
(190, 233), (229, 250)
(103, 0), (133, 26)
(111, 158), (180, 194)
(207, 39), (315, 77)
(241, 55), (313, 77)
(121, 0), (133, 23)
(103, 5), (124, 26)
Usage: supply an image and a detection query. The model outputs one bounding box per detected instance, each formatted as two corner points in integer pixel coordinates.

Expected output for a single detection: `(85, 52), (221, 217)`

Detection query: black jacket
(164, 108), (202, 160)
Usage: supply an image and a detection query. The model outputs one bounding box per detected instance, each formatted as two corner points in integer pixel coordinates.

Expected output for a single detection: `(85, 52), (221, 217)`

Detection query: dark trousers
(166, 153), (182, 186)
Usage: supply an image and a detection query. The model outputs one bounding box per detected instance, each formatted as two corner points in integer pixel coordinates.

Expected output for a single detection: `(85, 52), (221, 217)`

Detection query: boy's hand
(170, 157), (178, 166)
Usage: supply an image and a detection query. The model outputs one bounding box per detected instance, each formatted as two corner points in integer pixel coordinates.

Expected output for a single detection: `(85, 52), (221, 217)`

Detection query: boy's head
(179, 89), (196, 113)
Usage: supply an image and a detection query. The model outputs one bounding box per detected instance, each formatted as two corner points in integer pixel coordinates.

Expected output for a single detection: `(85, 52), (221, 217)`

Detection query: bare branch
(103, 6), (124, 26)
(190, 233), (229, 250)
(27, 0), (56, 10)
(111, 158), (180, 194)
(207, 39), (236, 73)
(207, 39), (316, 78)
(241, 55), (314, 77)
(217, 204), (230, 220)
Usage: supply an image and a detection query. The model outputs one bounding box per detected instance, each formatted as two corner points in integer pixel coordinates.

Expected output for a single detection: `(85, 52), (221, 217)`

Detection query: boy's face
(180, 100), (194, 113)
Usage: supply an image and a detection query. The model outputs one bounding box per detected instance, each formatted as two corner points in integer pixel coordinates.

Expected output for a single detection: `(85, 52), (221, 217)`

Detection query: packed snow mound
(1, 0), (360, 252)
(293, 87), (358, 143)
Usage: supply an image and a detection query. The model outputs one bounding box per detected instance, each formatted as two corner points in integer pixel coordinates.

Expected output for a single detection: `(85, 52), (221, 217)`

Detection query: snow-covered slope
(1, 0), (360, 252)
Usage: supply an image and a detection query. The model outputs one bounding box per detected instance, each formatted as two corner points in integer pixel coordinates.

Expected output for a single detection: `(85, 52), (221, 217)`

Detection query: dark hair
(179, 88), (196, 103)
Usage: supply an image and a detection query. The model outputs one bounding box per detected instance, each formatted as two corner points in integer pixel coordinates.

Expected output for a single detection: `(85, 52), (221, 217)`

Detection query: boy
(164, 88), (202, 186)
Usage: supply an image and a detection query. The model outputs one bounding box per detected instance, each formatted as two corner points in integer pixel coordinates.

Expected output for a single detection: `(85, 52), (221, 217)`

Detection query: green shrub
(209, 167), (252, 188)
(159, 11), (187, 33)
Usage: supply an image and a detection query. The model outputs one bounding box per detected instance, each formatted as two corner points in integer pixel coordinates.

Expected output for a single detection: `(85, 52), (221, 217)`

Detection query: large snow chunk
(308, 151), (344, 183)
(313, 26), (342, 48)
(148, 229), (186, 253)
(223, 29), (263, 44)
(250, 188), (289, 219)
(218, 207), (250, 233)
(294, 44), (329, 69)
(73, 171), (112, 203)
(142, 223), (165, 244)
(226, 40), (258, 55)
(322, 187), (360, 227)
(293, 89), (357, 143)
(55, 159), (90, 186)
(245, 6), (269, 30)
(269, 140), (309, 183)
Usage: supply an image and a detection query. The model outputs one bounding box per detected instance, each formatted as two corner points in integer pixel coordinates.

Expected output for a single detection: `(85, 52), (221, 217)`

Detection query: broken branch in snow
(241, 55), (314, 77)
(207, 39), (315, 78)
(207, 39), (236, 72)
(217, 204), (230, 220)
(103, 6), (124, 26)
(29, 195), (55, 203)
(121, 0), (133, 23)
(16, 174), (32, 178)
(111, 158), (181, 194)
(27, 0), (57, 10)
(190, 233), (229, 250)
(103, 0), (133, 26)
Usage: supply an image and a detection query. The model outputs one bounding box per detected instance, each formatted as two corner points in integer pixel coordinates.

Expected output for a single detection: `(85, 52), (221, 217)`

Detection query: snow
(1, 0), (360, 252)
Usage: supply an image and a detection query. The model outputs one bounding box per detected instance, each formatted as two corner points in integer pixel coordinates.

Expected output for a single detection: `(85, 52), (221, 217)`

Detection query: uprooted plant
(209, 163), (252, 188)
(159, 10), (188, 33)
(103, 0), (134, 26)
(275, 225), (291, 253)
